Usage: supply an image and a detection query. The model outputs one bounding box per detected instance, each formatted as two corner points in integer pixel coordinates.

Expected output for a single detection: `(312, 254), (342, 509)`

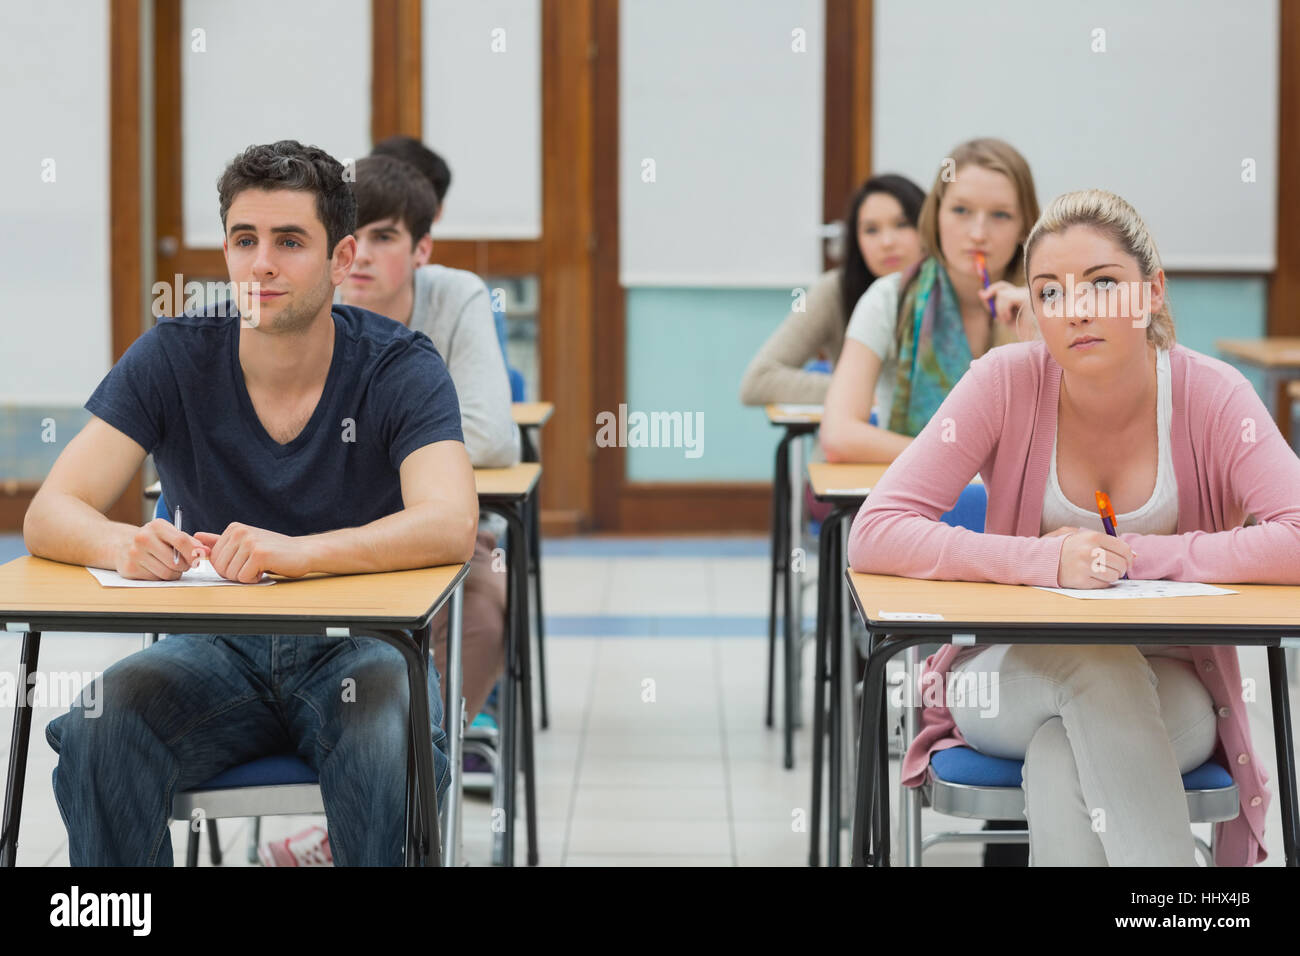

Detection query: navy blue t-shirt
(85, 306), (463, 538)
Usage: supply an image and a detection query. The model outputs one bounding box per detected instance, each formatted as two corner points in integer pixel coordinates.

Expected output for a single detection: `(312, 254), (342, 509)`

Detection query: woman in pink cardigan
(848, 189), (1300, 866)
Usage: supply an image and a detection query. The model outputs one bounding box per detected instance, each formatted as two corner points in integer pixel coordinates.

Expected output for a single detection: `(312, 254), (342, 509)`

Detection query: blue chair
(145, 491), (325, 865)
(915, 746), (1239, 866)
(144, 488), (464, 866)
(491, 297), (526, 402)
(939, 482), (987, 532)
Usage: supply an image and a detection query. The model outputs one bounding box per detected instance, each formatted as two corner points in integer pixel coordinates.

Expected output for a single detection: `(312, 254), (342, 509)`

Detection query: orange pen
(1094, 491), (1128, 580)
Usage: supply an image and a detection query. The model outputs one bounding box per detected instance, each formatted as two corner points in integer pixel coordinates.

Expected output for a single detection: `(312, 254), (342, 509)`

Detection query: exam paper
(1033, 580), (1236, 600)
(87, 559), (275, 588)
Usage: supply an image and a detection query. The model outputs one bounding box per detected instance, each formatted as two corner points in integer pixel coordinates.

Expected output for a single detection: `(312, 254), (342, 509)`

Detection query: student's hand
(195, 525), (313, 583)
(1055, 529), (1134, 588)
(979, 281), (1029, 328)
(116, 519), (210, 581)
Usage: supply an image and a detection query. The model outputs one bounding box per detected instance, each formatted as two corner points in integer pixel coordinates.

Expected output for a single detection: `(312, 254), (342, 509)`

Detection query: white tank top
(1040, 348), (1178, 537)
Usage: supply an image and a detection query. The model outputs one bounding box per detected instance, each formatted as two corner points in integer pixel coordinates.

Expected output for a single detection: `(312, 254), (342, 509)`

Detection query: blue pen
(1094, 491), (1128, 581)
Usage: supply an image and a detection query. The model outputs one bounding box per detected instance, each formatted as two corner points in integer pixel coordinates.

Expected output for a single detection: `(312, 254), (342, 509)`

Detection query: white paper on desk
(774, 403), (823, 415)
(1033, 580), (1235, 600)
(86, 559), (275, 588)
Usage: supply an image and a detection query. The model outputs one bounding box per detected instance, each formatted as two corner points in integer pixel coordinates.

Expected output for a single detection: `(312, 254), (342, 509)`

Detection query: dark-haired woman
(740, 174), (926, 405)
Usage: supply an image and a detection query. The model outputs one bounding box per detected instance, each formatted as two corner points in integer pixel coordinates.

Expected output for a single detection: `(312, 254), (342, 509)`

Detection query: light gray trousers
(950, 644), (1217, 866)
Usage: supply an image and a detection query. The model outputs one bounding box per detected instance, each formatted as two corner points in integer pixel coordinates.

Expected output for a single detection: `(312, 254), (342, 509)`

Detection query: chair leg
(902, 646), (923, 867)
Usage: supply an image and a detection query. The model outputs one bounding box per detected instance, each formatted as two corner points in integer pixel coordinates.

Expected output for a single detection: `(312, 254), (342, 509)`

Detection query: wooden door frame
(1269, 0), (1300, 444)
(2, 0), (147, 530)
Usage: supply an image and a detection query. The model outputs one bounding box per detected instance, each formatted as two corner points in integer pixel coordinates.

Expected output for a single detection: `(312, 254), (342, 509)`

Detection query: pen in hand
(974, 251), (997, 319)
(173, 506), (183, 567)
(1093, 491), (1128, 581)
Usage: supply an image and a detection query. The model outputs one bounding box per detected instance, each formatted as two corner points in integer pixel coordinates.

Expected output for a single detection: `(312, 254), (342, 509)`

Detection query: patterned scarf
(888, 256), (976, 437)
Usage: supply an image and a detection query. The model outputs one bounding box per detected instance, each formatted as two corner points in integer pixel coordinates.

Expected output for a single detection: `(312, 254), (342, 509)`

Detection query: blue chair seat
(931, 746), (1234, 790)
(940, 483), (987, 532)
(191, 754), (318, 791)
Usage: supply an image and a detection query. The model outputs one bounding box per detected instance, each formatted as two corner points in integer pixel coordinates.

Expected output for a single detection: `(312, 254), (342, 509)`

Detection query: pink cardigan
(847, 341), (1300, 866)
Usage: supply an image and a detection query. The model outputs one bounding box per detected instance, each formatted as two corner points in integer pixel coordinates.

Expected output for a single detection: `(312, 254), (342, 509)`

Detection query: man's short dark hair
(217, 140), (357, 256)
(371, 135), (452, 207)
(352, 156), (438, 246)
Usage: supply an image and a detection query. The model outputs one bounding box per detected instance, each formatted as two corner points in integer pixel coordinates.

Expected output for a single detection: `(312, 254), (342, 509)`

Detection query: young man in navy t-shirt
(25, 140), (478, 866)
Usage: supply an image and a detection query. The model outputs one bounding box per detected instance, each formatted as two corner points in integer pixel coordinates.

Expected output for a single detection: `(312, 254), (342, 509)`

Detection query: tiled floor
(1, 535), (1296, 866)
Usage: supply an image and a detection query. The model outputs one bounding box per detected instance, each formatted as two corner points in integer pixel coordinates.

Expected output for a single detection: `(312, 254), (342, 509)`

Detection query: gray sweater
(739, 268), (848, 406)
(408, 264), (520, 468)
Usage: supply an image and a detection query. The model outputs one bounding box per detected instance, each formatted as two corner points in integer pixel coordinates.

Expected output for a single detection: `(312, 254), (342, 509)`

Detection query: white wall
(874, 0), (1278, 271)
(0, 0), (110, 405)
(620, 0), (825, 288)
(422, 0), (542, 239)
(180, 0), (371, 248)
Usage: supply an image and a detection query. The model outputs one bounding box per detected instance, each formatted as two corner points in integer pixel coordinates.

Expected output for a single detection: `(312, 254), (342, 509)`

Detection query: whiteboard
(181, 0), (371, 248)
(873, 0), (1278, 272)
(620, 0), (825, 288)
(0, 0), (110, 405)
(423, 0), (542, 239)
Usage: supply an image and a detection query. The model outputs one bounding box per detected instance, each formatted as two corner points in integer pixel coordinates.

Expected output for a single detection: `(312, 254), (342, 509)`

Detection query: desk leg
(529, 476), (550, 731)
(873, 656), (891, 867)
(809, 507), (835, 866)
(782, 436), (798, 769)
(498, 526), (519, 866)
(851, 632), (893, 867)
(357, 626), (442, 867)
(767, 433), (791, 728)
(838, 513), (858, 831)
(514, 504), (540, 866)
(1268, 646), (1300, 865)
(1, 630), (40, 867)
(827, 517), (844, 867)
(482, 501), (539, 866)
(442, 584), (465, 867)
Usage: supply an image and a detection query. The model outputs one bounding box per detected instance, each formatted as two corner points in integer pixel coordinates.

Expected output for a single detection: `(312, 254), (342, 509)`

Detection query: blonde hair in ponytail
(1023, 189), (1175, 349)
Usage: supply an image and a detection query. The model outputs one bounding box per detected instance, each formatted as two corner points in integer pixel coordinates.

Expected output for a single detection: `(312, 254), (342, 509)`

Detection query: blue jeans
(45, 632), (449, 866)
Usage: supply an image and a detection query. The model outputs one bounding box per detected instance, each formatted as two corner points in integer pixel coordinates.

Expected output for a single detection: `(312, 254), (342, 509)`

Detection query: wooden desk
(512, 402), (552, 468)
(511, 402), (554, 429)
(0, 554), (468, 867)
(473, 462), (543, 865)
(475, 463), (541, 499)
(1216, 338), (1300, 369)
(807, 463), (890, 500)
(1217, 338), (1300, 443)
(763, 405), (823, 770)
(843, 571), (1300, 867)
(765, 403), (822, 426)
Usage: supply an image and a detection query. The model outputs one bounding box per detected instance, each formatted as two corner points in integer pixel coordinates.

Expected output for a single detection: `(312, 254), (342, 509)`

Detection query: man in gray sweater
(341, 154), (518, 725)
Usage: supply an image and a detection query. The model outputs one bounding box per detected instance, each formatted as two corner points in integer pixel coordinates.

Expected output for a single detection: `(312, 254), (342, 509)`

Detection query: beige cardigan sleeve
(739, 269), (847, 406)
